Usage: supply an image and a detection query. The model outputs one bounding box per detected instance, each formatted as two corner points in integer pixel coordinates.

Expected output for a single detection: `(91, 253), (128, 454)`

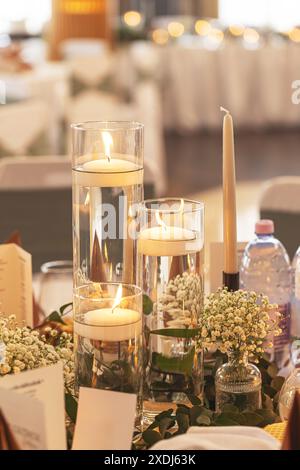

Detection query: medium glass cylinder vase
(72, 121), (144, 290)
(138, 198), (205, 423)
(215, 351), (262, 413)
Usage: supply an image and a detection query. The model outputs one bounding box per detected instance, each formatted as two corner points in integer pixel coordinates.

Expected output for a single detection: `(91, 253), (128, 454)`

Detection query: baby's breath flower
(0, 315), (74, 390)
(199, 288), (281, 361)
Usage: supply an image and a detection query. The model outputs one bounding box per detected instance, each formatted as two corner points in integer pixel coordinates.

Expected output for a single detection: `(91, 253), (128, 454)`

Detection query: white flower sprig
(200, 288), (281, 362)
(0, 315), (74, 387)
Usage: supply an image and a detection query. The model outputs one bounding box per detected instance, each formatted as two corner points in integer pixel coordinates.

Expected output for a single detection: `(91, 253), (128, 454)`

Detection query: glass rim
(75, 282), (143, 302)
(140, 198), (204, 214)
(41, 260), (73, 274)
(70, 120), (144, 132)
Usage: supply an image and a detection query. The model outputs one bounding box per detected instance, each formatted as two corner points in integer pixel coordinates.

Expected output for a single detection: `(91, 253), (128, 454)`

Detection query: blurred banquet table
(125, 39), (300, 132)
(1, 63), (70, 153)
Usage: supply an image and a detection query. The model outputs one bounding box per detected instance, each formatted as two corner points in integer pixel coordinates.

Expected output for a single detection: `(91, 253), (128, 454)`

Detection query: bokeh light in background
(195, 19), (212, 36)
(167, 21), (184, 38)
(228, 25), (245, 37)
(152, 28), (169, 45)
(123, 10), (142, 28)
(243, 27), (260, 44)
(289, 27), (300, 42)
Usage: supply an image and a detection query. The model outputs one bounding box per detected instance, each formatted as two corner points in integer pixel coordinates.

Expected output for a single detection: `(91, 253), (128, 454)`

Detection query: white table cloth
(1, 63), (70, 153)
(126, 40), (300, 132)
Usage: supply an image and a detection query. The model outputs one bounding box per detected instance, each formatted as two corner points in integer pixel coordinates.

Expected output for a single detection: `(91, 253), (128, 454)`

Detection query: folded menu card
(0, 409), (21, 450)
(0, 388), (46, 449)
(0, 243), (33, 327)
(72, 388), (137, 450)
(0, 362), (66, 450)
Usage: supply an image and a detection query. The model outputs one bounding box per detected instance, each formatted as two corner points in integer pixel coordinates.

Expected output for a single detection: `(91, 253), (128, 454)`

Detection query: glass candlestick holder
(138, 198), (205, 423)
(72, 121), (144, 290)
(74, 282), (143, 422)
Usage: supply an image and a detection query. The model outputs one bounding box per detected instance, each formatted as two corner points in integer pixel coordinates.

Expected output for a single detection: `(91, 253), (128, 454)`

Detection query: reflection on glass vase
(138, 198), (205, 424)
(215, 351), (262, 413)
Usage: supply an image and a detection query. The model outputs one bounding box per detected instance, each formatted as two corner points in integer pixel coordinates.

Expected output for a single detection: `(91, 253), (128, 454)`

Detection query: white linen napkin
(151, 426), (280, 450)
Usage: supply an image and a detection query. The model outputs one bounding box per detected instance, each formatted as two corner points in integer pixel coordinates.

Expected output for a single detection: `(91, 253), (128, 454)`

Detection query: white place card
(209, 241), (248, 293)
(0, 362), (66, 450)
(0, 388), (47, 450)
(0, 243), (33, 327)
(72, 388), (137, 450)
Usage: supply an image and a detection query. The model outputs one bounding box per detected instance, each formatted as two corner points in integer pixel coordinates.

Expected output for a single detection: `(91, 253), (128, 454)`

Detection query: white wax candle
(222, 109), (238, 274)
(74, 307), (142, 342)
(138, 226), (202, 257)
(73, 154), (143, 187)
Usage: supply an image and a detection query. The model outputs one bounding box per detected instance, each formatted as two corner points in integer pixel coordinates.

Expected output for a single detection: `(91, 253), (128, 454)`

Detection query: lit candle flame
(112, 284), (123, 313)
(102, 131), (113, 163)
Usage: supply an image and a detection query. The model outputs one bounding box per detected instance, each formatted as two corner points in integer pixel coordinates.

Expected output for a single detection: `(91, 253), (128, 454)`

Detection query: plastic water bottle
(291, 246), (300, 338)
(240, 220), (292, 368)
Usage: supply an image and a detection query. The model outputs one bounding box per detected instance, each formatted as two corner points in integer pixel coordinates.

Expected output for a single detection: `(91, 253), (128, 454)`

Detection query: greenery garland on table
(135, 353), (284, 449)
(0, 291), (285, 450)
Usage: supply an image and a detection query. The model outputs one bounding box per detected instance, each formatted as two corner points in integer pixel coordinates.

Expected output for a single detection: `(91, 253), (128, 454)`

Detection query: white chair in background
(259, 176), (300, 259)
(60, 39), (109, 59)
(0, 156), (72, 271)
(0, 155), (72, 189)
(0, 100), (50, 156)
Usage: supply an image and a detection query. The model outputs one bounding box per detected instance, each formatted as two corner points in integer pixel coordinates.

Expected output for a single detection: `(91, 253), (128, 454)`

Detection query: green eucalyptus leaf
(152, 347), (195, 376)
(142, 429), (162, 446)
(263, 384), (277, 399)
(59, 302), (73, 316)
(151, 328), (200, 339)
(267, 363), (279, 379)
(214, 414), (240, 426)
(143, 294), (153, 315)
(176, 413), (190, 434)
(196, 414), (211, 426)
(255, 409), (278, 427)
(262, 392), (275, 411)
(46, 311), (66, 325)
(186, 394), (202, 406)
(154, 409), (174, 422)
(271, 376), (285, 392)
(221, 404), (239, 413)
(158, 418), (175, 437)
(241, 412), (264, 426)
(65, 393), (78, 423)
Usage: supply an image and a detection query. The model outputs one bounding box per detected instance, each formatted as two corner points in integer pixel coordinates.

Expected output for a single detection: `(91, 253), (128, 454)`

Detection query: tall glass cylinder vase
(138, 198), (205, 423)
(72, 121), (144, 289)
(72, 122), (144, 425)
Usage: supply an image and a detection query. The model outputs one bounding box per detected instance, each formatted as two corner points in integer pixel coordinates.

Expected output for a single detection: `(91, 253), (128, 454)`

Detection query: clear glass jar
(138, 198), (205, 423)
(215, 351), (262, 412)
(38, 260), (73, 316)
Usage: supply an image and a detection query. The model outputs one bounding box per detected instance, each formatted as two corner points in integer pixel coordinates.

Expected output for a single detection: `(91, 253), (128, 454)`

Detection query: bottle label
(274, 303), (291, 350)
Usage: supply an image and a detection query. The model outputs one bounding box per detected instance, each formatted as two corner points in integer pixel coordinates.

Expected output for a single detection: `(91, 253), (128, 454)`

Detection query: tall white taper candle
(222, 107), (238, 275)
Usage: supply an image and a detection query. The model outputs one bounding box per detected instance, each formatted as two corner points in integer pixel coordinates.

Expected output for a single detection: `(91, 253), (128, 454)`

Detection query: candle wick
(220, 106), (230, 115)
(106, 154), (111, 163)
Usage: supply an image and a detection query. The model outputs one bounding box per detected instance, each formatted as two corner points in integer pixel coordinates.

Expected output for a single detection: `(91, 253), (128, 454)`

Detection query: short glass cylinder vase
(138, 198), (205, 423)
(215, 352), (262, 413)
(72, 121), (144, 289)
(74, 283), (143, 422)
